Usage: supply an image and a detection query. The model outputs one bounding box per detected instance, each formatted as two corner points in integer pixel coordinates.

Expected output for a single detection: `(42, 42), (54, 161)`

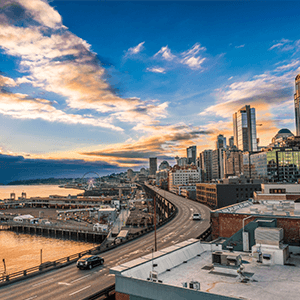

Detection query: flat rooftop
(111, 239), (300, 300)
(159, 250), (300, 300)
(213, 199), (300, 217)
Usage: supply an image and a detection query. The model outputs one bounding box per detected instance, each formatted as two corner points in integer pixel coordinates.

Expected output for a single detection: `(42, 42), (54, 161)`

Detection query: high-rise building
(186, 145), (197, 165)
(211, 148), (224, 180)
(223, 148), (243, 178)
(229, 136), (234, 148)
(233, 105), (258, 152)
(294, 74), (300, 136)
(149, 157), (157, 176)
(216, 134), (226, 149)
(199, 150), (213, 182)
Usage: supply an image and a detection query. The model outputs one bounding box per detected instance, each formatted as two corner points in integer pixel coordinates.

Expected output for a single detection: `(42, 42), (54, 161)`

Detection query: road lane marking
(70, 274), (91, 283)
(32, 278), (54, 287)
(58, 282), (72, 286)
(24, 296), (37, 300)
(69, 285), (91, 296)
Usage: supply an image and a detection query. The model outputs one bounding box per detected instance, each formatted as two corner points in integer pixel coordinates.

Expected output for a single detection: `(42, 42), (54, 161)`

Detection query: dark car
(77, 255), (104, 270)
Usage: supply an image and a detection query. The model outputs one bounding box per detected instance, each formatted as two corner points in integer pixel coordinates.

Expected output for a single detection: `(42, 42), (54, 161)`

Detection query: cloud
(0, 85), (123, 131)
(153, 43), (206, 70)
(199, 60), (300, 145)
(154, 46), (176, 61)
(81, 124), (213, 166)
(180, 43), (206, 70)
(126, 41), (145, 55)
(0, 1), (167, 131)
(146, 67), (166, 74)
(0, 153), (123, 184)
(269, 38), (300, 52)
(235, 44), (245, 49)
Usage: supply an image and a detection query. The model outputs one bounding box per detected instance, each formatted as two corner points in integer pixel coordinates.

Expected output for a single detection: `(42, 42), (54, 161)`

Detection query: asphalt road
(0, 185), (211, 300)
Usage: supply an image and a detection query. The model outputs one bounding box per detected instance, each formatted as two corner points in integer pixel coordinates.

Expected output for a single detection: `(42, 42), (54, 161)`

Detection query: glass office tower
(233, 105), (257, 152)
(295, 74), (300, 136)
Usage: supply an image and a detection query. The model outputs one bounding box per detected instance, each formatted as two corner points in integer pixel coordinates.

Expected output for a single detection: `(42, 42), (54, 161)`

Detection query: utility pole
(154, 195), (157, 252)
(2, 259), (6, 275)
(40, 249), (42, 265)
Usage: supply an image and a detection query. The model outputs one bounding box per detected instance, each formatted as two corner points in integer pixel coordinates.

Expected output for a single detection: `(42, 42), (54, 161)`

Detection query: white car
(192, 213), (202, 220)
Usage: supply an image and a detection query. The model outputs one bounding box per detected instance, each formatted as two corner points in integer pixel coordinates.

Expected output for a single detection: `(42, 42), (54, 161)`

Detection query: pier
(0, 221), (106, 244)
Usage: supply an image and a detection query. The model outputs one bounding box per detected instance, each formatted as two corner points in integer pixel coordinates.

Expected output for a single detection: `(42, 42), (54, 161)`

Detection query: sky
(0, 0), (300, 183)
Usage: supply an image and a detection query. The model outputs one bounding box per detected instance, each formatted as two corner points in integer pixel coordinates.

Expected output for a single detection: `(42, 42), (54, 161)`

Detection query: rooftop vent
(189, 281), (200, 290)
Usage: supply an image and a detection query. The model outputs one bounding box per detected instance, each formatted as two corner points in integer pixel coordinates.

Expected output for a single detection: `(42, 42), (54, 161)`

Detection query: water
(0, 184), (83, 200)
(0, 231), (95, 275)
(0, 185), (94, 275)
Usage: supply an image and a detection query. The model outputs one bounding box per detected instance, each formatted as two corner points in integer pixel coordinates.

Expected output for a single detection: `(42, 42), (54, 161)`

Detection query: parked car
(77, 255), (104, 270)
(192, 213), (202, 220)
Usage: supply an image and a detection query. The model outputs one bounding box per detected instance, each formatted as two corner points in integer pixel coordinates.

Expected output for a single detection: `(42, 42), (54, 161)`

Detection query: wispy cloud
(0, 1), (167, 131)
(0, 77), (122, 131)
(146, 67), (166, 74)
(235, 44), (245, 49)
(199, 60), (300, 144)
(153, 43), (206, 70)
(154, 46), (176, 61)
(126, 41), (145, 56)
(269, 38), (299, 52)
(180, 43), (206, 70)
(81, 124), (213, 166)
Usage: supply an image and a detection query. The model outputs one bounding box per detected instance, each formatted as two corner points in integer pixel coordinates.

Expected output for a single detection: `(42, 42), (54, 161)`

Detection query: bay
(0, 185), (95, 275)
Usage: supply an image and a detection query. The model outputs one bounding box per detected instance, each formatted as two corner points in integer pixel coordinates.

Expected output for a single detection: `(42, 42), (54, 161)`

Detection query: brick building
(211, 199), (300, 245)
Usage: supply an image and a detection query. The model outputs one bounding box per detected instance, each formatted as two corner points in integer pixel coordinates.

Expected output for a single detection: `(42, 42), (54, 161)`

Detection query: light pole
(154, 195), (157, 252)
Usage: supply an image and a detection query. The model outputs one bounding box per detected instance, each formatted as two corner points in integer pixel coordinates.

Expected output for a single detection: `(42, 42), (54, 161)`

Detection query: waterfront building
(233, 105), (258, 152)
(295, 74), (300, 136)
(149, 157), (157, 176)
(186, 145), (197, 165)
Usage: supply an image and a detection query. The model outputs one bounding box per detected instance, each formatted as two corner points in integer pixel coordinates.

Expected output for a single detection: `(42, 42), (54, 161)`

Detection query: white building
(168, 165), (200, 194)
(111, 236), (300, 300)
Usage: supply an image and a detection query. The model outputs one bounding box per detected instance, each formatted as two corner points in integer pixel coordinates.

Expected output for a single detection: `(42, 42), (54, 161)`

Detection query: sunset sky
(0, 0), (300, 182)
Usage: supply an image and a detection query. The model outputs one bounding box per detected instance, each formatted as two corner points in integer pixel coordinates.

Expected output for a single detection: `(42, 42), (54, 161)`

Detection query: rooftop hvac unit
(212, 251), (242, 267)
(255, 227), (284, 246)
(189, 281), (200, 291)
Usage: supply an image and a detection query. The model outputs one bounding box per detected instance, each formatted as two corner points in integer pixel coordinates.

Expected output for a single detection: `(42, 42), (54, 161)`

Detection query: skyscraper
(149, 157), (157, 176)
(199, 149), (212, 182)
(233, 105), (257, 152)
(229, 136), (234, 148)
(216, 134), (227, 150)
(186, 145), (197, 165)
(294, 74), (300, 136)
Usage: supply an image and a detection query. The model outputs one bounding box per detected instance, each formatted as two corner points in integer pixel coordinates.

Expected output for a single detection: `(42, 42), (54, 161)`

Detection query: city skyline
(1, 0), (300, 181)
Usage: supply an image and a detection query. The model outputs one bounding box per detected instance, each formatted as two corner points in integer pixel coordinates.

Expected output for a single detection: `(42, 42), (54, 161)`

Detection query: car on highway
(76, 255), (104, 270)
(192, 213), (202, 220)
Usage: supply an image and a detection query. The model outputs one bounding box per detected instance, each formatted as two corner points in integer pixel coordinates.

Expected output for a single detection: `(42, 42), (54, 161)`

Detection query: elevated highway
(0, 185), (211, 300)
